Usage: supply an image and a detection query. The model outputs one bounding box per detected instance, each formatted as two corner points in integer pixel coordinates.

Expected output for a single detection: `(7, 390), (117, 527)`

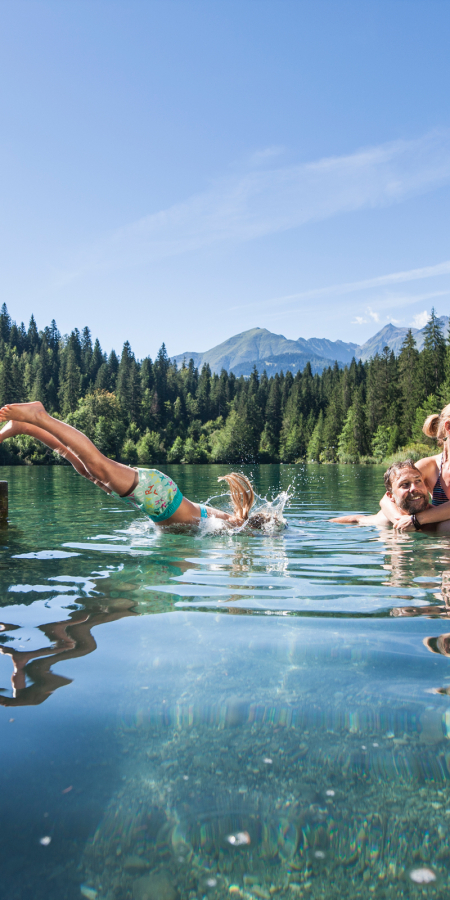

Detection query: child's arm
(379, 494), (403, 523)
(395, 500), (450, 530)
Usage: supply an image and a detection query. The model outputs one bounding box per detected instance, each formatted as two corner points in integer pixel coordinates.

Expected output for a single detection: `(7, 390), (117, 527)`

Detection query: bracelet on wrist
(411, 514), (421, 530)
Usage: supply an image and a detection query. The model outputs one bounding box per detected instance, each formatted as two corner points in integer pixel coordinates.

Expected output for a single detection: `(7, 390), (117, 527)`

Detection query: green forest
(0, 303), (447, 467)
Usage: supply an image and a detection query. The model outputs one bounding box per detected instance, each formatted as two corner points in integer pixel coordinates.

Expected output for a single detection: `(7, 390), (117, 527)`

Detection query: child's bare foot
(0, 420), (23, 443)
(0, 401), (47, 425)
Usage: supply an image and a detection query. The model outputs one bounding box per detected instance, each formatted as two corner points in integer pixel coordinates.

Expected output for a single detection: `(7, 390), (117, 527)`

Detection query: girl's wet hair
(218, 473), (254, 521)
(423, 403), (450, 444)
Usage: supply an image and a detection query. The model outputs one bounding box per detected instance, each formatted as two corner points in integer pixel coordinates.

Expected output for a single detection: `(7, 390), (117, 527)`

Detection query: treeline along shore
(0, 303), (448, 467)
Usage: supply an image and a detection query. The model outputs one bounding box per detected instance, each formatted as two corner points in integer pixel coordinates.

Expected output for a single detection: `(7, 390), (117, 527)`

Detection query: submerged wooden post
(0, 481), (8, 523)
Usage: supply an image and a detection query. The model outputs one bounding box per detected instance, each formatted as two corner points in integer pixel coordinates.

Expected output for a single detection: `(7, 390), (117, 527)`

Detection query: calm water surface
(2, 465), (450, 900)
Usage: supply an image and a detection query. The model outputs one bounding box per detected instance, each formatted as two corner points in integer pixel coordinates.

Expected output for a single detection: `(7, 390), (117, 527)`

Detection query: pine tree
(422, 308), (446, 397)
(60, 344), (82, 414)
(81, 326), (93, 377)
(116, 342), (141, 423)
(0, 350), (14, 406)
(397, 329), (421, 441)
(0, 303), (11, 344)
(107, 349), (119, 391)
(89, 338), (104, 387)
(140, 357), (154, 393)
(259, 375), (282, 459)
(321, 382), (344, 462)
(307, 411), (324, 461)
(27, 314), (40, 354)
(153, 343), (170, 406)
(353, 385), (369, 456)
(197, 363), (211, 423)
(31, 338), (52, 407)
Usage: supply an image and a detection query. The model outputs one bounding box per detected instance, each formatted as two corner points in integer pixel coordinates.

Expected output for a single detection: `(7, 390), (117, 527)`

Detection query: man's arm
(330, 510), (391, 526)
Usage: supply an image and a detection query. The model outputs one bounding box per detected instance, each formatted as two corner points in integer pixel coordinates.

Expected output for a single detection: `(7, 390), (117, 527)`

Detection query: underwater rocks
(133, 872), (178, 900)
(79, 712), (450, 900)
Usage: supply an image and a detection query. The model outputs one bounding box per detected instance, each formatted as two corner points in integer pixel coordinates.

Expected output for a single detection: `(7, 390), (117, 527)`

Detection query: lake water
(2, 464), (450, 900)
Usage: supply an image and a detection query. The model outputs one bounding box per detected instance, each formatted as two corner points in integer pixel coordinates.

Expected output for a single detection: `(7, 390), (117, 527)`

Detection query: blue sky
(1, 0), (449, 358)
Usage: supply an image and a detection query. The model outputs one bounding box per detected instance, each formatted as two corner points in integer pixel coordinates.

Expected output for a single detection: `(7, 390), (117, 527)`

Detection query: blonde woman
(380, 403), (450, 531)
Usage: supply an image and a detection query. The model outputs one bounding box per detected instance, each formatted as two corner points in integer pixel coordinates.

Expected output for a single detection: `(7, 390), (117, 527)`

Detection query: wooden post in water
(0, 481), (8, 523)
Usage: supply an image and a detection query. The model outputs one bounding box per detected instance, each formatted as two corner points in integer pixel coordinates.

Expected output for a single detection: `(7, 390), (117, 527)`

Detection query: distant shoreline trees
(0, 304), (447, 467)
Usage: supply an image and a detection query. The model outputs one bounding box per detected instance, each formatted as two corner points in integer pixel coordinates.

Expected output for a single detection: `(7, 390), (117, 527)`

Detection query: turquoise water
(2, 465), (450, 899)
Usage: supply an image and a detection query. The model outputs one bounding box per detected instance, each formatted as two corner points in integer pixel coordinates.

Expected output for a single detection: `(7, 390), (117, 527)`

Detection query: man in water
(330, 460), (437, 531)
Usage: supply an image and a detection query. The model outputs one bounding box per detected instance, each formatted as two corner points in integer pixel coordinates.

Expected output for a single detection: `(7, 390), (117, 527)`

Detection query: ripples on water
(2, 465), (450, 899)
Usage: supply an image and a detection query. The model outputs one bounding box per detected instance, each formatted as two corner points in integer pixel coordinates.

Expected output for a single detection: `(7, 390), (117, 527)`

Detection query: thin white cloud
(270, 260), (450, 306)
(353, 316), (368, 325)
(261, 288), (450, 323)
(72, 128), (450, 275)
(248, 146), (286, 165)
(367, 307), (380, 322)
(410, 311), (431, 328)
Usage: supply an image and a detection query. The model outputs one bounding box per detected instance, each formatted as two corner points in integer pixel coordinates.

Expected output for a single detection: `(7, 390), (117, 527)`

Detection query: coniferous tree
(397, 330), (421, 441)
(307, 410), (324, 461)
(0, 303), (11, 344)
(0, 350), (14, 407)
(107, 349), (119, 391)
(197, 364), (211, 423)
(422, 308), (446, 397)
(89, 338), (104, 387)
(60, 343), (82, 414)
(31, 338), (52, 407)
(321, 382), (344, 462)
(27, 314), (39, 354)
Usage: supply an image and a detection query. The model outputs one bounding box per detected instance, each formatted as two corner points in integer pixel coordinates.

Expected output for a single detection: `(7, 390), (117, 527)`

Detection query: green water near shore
(2, 465), (450, 899)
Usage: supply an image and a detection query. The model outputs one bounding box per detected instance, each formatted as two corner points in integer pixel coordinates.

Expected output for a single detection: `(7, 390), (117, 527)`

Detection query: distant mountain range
(171, 318), (449, 377)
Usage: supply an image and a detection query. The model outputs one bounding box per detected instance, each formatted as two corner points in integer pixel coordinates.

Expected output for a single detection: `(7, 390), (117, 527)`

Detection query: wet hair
(422, 403), (450, 445)
(384, 459), (421, 492)
(218, 473), (255, 521)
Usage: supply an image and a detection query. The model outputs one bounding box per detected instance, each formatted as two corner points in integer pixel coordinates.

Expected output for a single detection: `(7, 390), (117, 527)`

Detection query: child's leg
(0, 419), (110, 491)
(0, 402), (136, 496)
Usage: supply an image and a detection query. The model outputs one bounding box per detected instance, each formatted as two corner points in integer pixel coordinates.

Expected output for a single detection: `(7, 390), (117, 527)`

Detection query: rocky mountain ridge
(172, 318), (449, 377)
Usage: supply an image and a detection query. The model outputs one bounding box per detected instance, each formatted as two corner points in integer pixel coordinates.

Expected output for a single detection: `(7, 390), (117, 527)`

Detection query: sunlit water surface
(2, 465), (450, 900)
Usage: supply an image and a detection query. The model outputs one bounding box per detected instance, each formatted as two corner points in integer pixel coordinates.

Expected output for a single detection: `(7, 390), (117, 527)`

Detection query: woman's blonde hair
(423, 403), (450, 444)
(218, 473), (254, 520)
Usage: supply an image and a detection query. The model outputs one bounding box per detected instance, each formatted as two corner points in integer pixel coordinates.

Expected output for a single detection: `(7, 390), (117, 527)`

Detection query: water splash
(201, 486), (291, 535)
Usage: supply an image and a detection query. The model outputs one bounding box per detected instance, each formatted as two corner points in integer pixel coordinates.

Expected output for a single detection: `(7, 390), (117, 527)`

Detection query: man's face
(389, 467), (429, 513)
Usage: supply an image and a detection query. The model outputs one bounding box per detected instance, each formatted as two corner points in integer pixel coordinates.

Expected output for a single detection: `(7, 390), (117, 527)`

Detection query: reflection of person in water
(0, 598), (136, 707)
(391, 571), (450, 694)
(0, 401), (254, 528)
(423, 632), (450, 694)
(423, 634), (450, 656)
(330, 460), (438, 530)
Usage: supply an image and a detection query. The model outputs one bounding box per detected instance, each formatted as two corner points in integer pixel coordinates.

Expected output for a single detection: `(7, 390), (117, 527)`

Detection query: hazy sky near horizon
(1, 0), (449, 358)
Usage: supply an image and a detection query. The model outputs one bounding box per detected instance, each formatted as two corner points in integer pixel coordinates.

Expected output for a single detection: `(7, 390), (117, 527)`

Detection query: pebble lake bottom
(3, 466), (450, 900)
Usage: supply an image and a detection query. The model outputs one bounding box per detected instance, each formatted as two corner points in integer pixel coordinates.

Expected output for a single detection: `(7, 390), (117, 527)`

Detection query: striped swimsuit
(431, 453), (450, 506)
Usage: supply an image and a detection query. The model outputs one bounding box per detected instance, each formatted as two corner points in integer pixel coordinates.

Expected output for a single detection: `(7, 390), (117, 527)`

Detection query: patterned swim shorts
(120, 468), (183, 522)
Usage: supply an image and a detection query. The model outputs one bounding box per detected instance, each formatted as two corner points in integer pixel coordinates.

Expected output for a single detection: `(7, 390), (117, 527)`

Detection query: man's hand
(393, 515), (415, 532)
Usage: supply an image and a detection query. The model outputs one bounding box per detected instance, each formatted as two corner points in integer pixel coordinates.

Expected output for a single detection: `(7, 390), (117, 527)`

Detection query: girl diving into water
(0, 401), (256, 528)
